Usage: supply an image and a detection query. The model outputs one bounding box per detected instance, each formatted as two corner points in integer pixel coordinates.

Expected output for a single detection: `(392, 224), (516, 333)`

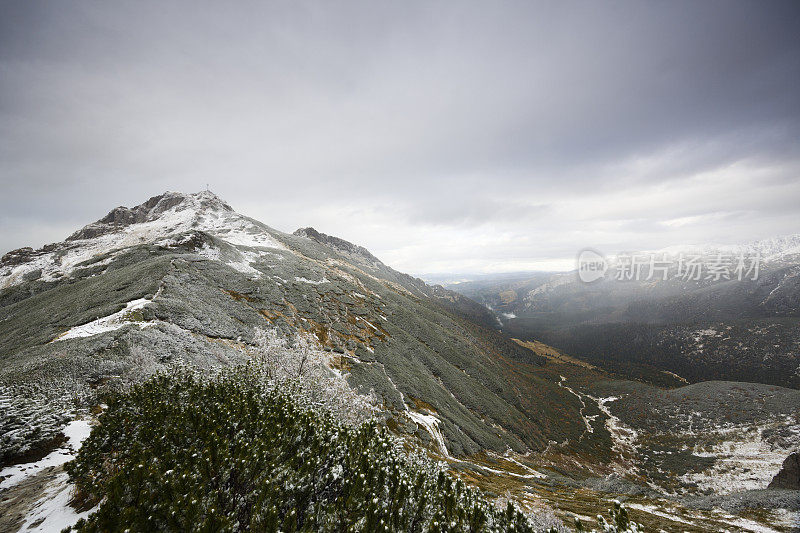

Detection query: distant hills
(440, 236), (800, 388)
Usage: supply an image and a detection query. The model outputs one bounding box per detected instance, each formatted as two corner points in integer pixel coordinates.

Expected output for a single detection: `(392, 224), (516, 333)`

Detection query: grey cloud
(400, 197), (551, 227)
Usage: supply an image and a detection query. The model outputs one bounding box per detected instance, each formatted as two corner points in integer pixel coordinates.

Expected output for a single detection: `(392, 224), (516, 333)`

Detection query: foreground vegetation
(61, 331), (651, 532)
(65, 367), (541, 532)
(65, 368), (651, 532)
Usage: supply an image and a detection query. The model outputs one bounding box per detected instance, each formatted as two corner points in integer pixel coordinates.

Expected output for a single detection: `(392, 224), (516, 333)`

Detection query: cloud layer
(1, 1), (798, 274)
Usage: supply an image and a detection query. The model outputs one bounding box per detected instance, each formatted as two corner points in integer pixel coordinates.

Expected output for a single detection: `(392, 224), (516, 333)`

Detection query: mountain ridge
(0, 190), (581, 459)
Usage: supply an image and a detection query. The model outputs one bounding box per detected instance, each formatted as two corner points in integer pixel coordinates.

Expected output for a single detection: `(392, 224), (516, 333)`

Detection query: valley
(444, 243), (800, 390)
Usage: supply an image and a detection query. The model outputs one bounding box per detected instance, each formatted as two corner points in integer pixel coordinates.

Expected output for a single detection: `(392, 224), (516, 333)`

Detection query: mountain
(2, 193), (799, 532)
(655, 234), (800, 264)
(445, 237), (800, 388)
(0, 191), (587, 460)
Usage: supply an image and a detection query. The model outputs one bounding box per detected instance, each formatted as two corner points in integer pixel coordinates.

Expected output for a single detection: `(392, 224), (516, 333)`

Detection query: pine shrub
(65, 367), (536, 532)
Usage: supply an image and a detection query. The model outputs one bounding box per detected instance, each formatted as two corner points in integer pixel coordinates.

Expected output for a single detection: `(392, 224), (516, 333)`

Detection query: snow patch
(294, 276), (329, 285)
(0, 418), (93, 490)
(713, 513), (784, 533)
(680, 417), (800, 493)
(52, 298), (153, 342)
(558, 376), (594, 437)
(624, 502), (693, 526)
(19, 471), (98, 533)
(589, 395), (639, 471)
(407, 411), (449, 457)
(226, 259), (262, 277)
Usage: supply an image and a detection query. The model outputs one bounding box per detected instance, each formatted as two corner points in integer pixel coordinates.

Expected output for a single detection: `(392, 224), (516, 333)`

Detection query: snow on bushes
(64, 367), (537, 532)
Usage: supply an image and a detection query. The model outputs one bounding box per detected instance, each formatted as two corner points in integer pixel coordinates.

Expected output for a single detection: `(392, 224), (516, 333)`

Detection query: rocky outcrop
(293, 227), (380, 264)
(769, 451), (800, 489)
(1, 247), (35, 266)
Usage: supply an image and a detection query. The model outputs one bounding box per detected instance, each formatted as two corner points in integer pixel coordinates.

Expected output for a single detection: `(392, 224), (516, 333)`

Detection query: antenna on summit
(206, 183), (210, 192)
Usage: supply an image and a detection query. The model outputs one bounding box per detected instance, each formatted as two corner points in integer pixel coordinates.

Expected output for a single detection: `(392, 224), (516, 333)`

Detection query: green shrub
(65, 367), (535, 532)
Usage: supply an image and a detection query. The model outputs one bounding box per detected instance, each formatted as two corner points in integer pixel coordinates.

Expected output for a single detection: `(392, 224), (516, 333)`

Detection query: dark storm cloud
(1, 1), (798, 273)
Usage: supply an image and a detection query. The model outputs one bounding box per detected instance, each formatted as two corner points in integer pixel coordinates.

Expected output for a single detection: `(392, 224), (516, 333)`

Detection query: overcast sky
(1, 1), (798, 275)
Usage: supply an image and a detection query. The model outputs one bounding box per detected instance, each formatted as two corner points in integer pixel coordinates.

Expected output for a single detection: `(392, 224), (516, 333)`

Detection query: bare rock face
(769, 451), (800, 489)
(0, 247), (35, 266)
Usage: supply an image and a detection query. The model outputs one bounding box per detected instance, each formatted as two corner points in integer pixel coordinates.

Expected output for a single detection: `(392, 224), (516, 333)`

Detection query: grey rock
(770, 451), (800, 490)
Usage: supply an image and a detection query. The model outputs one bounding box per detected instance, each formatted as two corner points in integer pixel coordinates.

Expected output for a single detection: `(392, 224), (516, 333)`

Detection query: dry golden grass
(499, 290), (517, 304)
(512, 338), (597, 370)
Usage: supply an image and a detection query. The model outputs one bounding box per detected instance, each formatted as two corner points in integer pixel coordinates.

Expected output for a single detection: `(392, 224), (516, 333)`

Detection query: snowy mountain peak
(654, 233), (800, 262)
(0, 191), (283, 290)
(67, 191), (234, 241)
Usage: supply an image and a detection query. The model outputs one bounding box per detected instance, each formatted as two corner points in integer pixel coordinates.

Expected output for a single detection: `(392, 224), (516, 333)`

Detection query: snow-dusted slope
(0, 190), (561, 461)
(0, 191), (285, 290)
